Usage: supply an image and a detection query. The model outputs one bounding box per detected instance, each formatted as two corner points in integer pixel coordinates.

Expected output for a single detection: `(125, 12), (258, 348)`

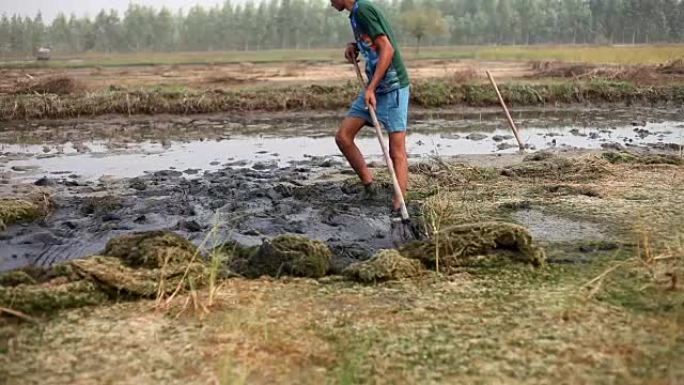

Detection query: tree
(401, 7), (446, 54)
(0, 15), (10, 57)
(154, 8), (175, 51)
(94, 10), (123, 52)
(495, 0), (514, 44)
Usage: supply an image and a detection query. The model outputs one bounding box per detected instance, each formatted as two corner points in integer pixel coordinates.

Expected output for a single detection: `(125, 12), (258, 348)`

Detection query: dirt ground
(0, 60), (533, 94)
(3, 58), (684, 96)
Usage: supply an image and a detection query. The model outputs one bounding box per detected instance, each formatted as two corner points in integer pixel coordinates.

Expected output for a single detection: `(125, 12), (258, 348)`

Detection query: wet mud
(0, 160), (405, 273)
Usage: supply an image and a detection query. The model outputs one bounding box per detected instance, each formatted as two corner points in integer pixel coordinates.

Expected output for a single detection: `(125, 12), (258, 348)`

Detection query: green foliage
(2, 0), (684, 58)
(400, 7), (447, 53)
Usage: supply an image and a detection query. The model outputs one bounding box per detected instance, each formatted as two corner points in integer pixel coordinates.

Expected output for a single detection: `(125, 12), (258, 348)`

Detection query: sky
(0, 0), (249, 22)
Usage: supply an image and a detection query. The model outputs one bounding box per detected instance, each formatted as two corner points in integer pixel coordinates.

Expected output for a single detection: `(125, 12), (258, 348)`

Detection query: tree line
(1, 0), (683, 56)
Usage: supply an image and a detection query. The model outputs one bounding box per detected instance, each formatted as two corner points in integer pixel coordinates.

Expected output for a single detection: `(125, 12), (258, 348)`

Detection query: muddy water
(0, 108), (682, 272)
(1, 108), (682, 181)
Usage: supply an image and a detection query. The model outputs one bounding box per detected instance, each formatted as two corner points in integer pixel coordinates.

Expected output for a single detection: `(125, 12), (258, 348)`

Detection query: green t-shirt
(350, 0), (410, 94)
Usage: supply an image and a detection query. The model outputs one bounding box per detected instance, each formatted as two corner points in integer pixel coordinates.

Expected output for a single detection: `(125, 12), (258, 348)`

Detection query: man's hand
(364, 87), (377, 110)
(345, 42), (359, 63)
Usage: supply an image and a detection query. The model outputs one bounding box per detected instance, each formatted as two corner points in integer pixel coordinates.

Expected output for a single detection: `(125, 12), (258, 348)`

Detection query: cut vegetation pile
(0, 197), (50, 231)
(343, 249), (425, 283)
(658, 58), (684, 74)
(530, 59), (684, 83)
(13, 75), (83, 95)
(401, 222), (546, 271)
(1, 221), (548, 315)
(502, 152), (610, 181)
(238, 235), (332, 279)
(602, 151), (683, 165)
(0, 231), (205, 316)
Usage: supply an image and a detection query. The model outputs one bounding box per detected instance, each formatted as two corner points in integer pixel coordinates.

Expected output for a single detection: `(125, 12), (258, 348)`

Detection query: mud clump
(502, 153), (608, 181)
(0, 198), (46, 231)
(242, 235), (332, 278)
(602, 151), (683, 166)
(343, 249), (424, 283)
(102, 231), (198, 268)
(81, 196), (122, 216)
(400, 222), (546, 270)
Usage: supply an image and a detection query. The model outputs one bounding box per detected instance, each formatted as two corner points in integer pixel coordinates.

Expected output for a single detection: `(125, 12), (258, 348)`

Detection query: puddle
(1, 108), (683, 181)
(511, 209), (606, 243)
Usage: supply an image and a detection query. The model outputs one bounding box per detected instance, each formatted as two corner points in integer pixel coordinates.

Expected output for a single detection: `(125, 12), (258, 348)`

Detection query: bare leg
(335, 117), (373, 185)
(389, 131), (408, 211)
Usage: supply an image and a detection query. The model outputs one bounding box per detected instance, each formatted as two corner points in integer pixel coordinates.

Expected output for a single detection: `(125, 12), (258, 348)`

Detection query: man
(331, 0), (410, 216)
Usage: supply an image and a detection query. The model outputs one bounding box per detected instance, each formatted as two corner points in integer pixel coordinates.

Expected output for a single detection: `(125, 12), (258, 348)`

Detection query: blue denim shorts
(347, 86), (410, 133)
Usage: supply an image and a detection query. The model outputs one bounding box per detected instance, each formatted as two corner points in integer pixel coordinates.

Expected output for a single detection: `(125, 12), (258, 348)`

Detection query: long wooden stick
(353, 61), (409, 221)
(0, 306), (36, 322)
(485, 70), (525, 151)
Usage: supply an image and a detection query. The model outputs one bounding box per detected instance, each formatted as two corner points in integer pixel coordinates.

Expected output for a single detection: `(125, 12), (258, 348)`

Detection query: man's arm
(365, 35), (394, 109)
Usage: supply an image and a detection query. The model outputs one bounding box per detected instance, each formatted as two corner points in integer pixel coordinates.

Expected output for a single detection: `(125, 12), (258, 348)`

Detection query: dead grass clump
(242, 235), (332, 279)
(502, 153), (609, 181)
(601, 151), (637, 164)
(204, 75), (257, 85)
(658, 59), (684, 75)
(452, 68), (479, 83)
(531, 61), (596, 78)
(0, 280), (108, 316)
(0, 231), (205, 317)
(80, 195), (122, 215)
(410, 159), (498, 186)
(15, 75), (83, 95)
(401, 222), (546, 271)
(0, 270), (37, 287)
(543, 184), (602, 198)
(530, 61), (661, 84)
(71, 255), (200, 298)
(602, 151), (683, 166)
(343, 249), (425, 283)
(102, 231), (198, 269)
(0, 197), (50, 231)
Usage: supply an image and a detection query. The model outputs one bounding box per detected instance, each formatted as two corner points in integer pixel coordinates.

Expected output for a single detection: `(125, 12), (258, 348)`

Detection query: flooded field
(1, 107), (682, 181)
(0, 107), (682, 272)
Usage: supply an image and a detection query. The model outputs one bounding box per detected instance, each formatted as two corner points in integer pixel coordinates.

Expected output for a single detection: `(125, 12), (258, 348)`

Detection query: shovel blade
(390, 218), (422, 247)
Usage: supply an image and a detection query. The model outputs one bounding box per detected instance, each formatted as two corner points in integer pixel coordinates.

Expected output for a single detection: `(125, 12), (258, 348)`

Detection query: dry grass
(13, 75), (84, 95)
(529, 59), (684, 85)
(2, 268), (682, 384)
